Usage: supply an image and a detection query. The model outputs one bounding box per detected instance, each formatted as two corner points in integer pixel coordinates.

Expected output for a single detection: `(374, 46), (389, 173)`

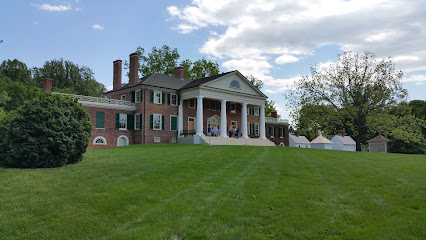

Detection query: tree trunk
(355, 134), (362, 151)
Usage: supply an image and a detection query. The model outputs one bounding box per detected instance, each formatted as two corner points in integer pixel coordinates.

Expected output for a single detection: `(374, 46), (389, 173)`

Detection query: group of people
(207, 126), (241, 138)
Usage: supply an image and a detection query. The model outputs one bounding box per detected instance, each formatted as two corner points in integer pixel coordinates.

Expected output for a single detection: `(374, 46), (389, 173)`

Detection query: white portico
(177, 71), (267, 142)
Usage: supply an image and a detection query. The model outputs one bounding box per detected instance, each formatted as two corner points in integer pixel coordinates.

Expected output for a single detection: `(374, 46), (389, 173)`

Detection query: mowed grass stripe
(0, 145), (425, 240)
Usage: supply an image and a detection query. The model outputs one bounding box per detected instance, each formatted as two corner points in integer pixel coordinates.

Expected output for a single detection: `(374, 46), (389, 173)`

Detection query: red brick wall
(265, 123), (289, 146)
(84, 106), (134, 149)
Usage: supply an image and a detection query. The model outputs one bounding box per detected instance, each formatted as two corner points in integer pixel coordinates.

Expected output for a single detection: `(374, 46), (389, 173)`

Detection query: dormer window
(230, 80), (240, 89)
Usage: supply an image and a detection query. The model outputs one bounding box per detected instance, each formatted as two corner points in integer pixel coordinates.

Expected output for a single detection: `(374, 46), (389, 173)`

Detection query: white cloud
(34, 4), (73, 12)
(92, 24), (104, 30)
(168, 0), (426, 75)
(401, 74), (426, 83)
(107, 85), (113, 91)
(415, 82), (424, 85)
(275, 54), (299, 64)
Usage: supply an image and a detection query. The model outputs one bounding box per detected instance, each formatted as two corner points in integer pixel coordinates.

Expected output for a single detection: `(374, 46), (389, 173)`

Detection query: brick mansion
(43, 53), (289, 148)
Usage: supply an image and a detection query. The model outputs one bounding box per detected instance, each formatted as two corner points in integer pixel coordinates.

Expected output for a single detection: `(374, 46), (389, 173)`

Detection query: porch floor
(200, 136), (276, 146)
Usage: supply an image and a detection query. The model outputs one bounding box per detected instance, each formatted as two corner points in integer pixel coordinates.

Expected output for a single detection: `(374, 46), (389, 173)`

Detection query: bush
(1, 93), (92, 168)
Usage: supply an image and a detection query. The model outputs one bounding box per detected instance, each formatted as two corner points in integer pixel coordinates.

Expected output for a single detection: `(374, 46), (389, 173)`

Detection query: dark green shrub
(1, 93), (92, 168)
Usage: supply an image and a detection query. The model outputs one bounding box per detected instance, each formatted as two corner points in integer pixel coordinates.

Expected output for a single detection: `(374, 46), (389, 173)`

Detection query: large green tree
(32, 59), (106, 97)
(0, 59), (36, 87)
(285, 51), (407, 151)
(409, 100), (426, 136)
(128, 45), (219, 80)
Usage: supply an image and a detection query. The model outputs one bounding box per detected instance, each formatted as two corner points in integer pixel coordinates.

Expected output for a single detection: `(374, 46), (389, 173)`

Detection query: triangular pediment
(202, 71), (266, 98)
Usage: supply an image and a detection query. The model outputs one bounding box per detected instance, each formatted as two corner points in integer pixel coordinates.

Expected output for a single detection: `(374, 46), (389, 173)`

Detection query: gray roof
(311, 135), (332, 144)
(106, 73), (193, 93)
(332, 135), (356, 145)
(289, 135), (311, 144)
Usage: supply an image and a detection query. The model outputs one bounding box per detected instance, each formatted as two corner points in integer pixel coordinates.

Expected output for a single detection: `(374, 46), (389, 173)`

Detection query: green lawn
(0, 145), (425, 240)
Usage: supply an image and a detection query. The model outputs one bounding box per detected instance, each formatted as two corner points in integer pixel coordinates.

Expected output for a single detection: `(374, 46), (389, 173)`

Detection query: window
(189, 98), (195, 108)
(170, 115), (178, 131)
(95, 111), (105, 129)
(119, 114), (127, 130)
(135, 113), (142, 130)
(121, 95), (126, 101)
(230, 80), (241, 89)
(170, 93), (178, 106)
(153, 114), (162, 130)
(154, 137), (161, 143)
(279, 127), (284, 138)
(206, 100), (210, 110)
(254, 123), (259, 136)
(135, 90), (141, 103)
(154, 91), (162, 104)
(231, 103), (236, 113)
(211, 101), (216, 111)
(269, 126), (275, 138)
(231, 121), (237, 128)
(254, 107), (259, 116)
(93, 136), (107, 145)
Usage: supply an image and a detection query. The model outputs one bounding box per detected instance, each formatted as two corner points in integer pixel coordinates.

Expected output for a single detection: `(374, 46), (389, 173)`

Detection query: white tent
(310, 135), (333, 150)
(331, 135), (356, 151)
(289, 135), (311, 148)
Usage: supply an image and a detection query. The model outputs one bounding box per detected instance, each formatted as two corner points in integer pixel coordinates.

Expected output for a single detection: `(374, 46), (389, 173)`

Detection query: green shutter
(127, 114), (134, 130)
(150, 115), (153, 130)
(115, 113), (119, 130)
(167, 93), (171, 105)
(178, 94), (180, 104)
(150, 91), (154, 103)
(140, 90), (143, 101)
(162, 92), (165, 104)
(140, 114), (143, 129)
(131, 91), (135, 102)
(269, 126), (272, 137)
(274, 127), (277, 138)
(279, 127), (282, 137)
(171, 116), (177, 131)
(162, 115), (165, 130)
(96, 111), (105, 128)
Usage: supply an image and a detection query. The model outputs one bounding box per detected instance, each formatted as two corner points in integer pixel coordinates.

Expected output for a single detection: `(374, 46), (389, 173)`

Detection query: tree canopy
(285, 51), (408, 151)
(127, 45), (219, 80)
(32, 59), (106, 97)
(247, 75), (277, 117)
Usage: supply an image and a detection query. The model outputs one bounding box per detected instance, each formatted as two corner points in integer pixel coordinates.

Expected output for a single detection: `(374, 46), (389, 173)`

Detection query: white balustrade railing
(52, 92), (136, 107)
(265, 117), (289, 124)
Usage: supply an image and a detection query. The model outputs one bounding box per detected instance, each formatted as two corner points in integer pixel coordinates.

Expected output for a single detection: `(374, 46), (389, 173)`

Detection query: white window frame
(254, 123), (260, 136)
(231, 121), (237, 128)
(170, 115), (178, 131)
(153, 114), (162, 130)
(189, 98), (195, 109)
(254, 107), (260, 116)
(270, 126), (275, 138)
(93, 136), (107, 145)
(279, 127), (284, 138)
(154, 137), (161, 143)
(135, 113), (141, 130)
(154, 91), (162, 104)
(170, 93), (178, 106)
(231, 103), (236, 113)
(119, 113), (127, 130)
(135, 90), (141, 103)
(121, 95), (126, 101)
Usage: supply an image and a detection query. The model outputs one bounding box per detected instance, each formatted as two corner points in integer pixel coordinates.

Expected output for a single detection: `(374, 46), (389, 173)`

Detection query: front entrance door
(207, 115), (220, 136)
(188, 117), (195, 136)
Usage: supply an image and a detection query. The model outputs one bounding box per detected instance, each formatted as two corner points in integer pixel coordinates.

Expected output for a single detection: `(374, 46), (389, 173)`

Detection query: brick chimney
(295, 131), (299, 137)
(271, 111), (278, 118)
(341, 130), (345, 137)
(175, 66), (184, 79)
(43, 78), (52, 93)
(113, 60), (122, 90)
(129, 53), (139, 85)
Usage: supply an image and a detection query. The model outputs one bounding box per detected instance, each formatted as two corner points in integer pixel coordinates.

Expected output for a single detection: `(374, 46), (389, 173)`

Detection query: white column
(220, 99), (228, 137)
(241, 103), (248, 138)
(260, 105), (266, 139)
(196, 96), (204, 136)
(178, 99), (183, 136)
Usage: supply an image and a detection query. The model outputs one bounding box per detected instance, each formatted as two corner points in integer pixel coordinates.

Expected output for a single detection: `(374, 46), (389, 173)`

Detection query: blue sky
(1, 0), (425, 122)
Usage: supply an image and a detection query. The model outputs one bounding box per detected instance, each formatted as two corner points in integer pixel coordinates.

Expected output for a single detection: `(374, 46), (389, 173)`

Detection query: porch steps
(200, 136), (276, 146)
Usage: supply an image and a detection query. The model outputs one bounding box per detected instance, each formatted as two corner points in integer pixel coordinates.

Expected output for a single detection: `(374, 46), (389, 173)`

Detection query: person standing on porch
(213, 126), (218, 137)
(236, 127), (240, 139)
(207, 126), (211, 136)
